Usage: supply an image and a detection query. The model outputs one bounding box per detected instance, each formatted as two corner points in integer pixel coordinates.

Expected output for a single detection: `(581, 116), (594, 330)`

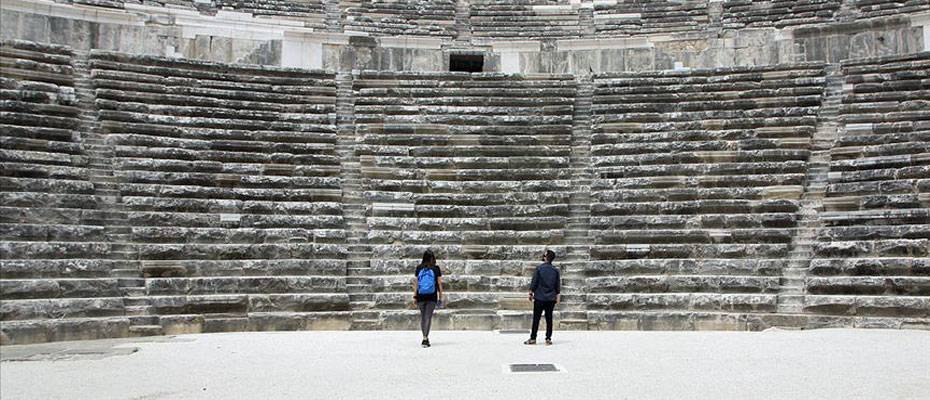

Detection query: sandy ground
(1, 329), (928, 400)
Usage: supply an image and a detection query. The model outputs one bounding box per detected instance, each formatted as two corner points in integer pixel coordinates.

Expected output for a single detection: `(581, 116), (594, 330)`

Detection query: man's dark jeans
(530, 300), (556, 340)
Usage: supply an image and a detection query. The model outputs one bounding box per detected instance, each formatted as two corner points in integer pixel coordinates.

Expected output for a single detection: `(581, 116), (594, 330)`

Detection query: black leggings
(530, 300), (556, 340)
(417, 301), (437, 338)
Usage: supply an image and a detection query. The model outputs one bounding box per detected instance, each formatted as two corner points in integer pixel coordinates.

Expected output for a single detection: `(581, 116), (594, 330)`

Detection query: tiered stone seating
(722, 0), (841, 29)
(807, 52), (930, 319)
(0, 40), (128, 342)
(72, 0), (127, 9)
(593, 0), (709, 36)
(88, 51), (350, 330)
(353, 71), (576, 328)
(216, 0), (326, 27)
(71, 0), (212, 11)
(853, 0), (930, 19)
(470, 0), (584, 39)
(343, 0), (457, 38)
(588, 63), (826, 328)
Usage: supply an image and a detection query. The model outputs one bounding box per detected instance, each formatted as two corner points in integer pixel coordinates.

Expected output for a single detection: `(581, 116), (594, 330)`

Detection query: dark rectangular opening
(450, 54), (484, 73)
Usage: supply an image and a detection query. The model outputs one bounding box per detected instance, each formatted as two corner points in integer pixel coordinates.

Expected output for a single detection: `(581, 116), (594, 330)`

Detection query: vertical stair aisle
(577, 0), (595, 37)
(560, 76), (594, 330)
(776, 64), (843, 316)
(324, 0), (346, 33)
(453, 0), (473, 47)
(336, 72), (379, 329)
(72, 54), (158, 337)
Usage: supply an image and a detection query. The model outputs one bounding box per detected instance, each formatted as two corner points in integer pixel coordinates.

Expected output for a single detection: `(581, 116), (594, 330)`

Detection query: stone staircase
(324, 0), (345, 32)
(72, 55), (159, 337)
(776, 64), (842, 315)
(836, 0), (863, 22)
(335, 72), (378, 329)
(577, 1), (595, 36)
(452, 0), (472, 47)
(559, 76), (594, 329)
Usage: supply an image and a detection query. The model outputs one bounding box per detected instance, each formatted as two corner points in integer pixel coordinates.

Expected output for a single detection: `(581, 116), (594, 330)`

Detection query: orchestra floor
(1, 329), (927, 400)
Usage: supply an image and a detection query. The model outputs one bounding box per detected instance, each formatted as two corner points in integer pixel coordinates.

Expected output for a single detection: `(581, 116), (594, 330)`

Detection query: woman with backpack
(413, 249), (443, 348)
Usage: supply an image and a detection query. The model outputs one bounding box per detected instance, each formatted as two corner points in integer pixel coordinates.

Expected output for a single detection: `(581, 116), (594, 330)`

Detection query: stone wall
(0, 0), (928, 73)
(1, 41), (929, 345)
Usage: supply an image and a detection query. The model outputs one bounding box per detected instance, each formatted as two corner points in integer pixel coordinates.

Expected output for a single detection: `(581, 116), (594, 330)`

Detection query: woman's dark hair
(421, 249), (436, 267)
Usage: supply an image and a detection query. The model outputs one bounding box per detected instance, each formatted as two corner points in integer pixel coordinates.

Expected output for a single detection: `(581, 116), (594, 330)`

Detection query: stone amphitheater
(1, 0), (929, 347)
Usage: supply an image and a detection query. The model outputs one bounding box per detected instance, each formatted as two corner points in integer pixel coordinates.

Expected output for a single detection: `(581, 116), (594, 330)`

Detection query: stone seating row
(586, 275), (780, 293)
(853, 0), (930, 19)
(809, 257), (930, 275)
(366, 274), (530, 292)
(1, 292), (351, 321)
(587, 293), (778, 313)
(589, 243), (792, 259)
(803, 295), (929, 317)
(813, 237), (928, 257)
(217, 0), (326, 15)
(583, 258), (786, 276)
(593, 0), (709, 36)
(722, 0), (841, 29)
(1, 297), (126, 321)
(344, 0), (457, 37)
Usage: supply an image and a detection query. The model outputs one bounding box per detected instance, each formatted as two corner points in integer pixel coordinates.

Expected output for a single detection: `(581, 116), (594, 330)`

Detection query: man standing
(525, 249), (560, 346)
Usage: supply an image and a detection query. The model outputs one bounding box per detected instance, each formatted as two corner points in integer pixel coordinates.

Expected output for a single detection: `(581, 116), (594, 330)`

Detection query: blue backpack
(417, 268), (436, 295)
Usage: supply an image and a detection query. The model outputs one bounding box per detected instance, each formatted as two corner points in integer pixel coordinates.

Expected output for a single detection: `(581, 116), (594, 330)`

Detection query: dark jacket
(530, 262), (560, 302)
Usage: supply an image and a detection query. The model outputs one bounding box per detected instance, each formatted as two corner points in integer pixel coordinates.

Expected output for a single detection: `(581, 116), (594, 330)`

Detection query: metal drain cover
(509, 363), (559, 373)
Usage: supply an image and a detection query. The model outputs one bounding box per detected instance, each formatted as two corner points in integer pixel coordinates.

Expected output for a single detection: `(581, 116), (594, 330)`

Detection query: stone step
(777, 295), (805, 304)
(129, 315), (159, 325)
(558, 319), (590, 330)
(349, 293), (373, 302)
(347, 284), (370, 293)
(128, 325), (164, 337)
(111, 269), (142, 278)
(121, 287), (146, 297)
(346, 260), (371, 268)
(125, 305), (153, 316)
(117, 278), (145, 288)
(123, 297), (151, 307)
(350, 301), (376, 310)
(346, 277), (371, 285)
(350, 319), (382, 330)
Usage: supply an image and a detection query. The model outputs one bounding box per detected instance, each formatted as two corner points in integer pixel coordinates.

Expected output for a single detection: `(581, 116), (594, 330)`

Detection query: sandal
(523, 339), (536, 345)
